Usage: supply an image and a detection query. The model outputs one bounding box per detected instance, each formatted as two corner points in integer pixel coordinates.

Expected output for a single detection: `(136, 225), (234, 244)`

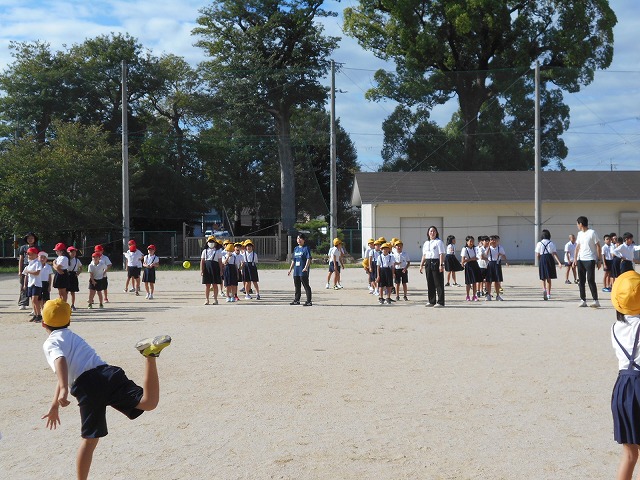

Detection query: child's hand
(58, 386), (70, 407)
(42, 406), (61, 430)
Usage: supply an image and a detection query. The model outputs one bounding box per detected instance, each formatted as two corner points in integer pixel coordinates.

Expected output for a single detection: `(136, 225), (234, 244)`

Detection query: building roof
(351, 171), (640, 206)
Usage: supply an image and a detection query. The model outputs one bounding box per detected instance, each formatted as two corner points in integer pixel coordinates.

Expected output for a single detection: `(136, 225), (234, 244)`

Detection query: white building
(351, 171), (640, 262)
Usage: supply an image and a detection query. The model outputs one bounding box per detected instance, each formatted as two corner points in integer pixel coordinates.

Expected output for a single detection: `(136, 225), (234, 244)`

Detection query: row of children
(362, 237), (411, 305)
(122, 239), (160, 299)
(602, 232), (640, 291)
(200, 236), (261, 305)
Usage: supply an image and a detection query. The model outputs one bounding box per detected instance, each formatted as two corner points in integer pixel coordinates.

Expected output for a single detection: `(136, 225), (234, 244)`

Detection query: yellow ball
(182, 261), (191, 269)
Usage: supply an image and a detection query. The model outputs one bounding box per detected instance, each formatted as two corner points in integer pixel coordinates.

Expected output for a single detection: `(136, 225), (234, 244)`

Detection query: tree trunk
(273, 111), (296, 233)
(457, 73), (489, 171)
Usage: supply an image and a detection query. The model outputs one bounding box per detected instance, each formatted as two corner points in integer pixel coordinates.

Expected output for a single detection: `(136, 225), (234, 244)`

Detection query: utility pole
(330, 60), (337, 242)
(122, 60), (130, 256)
(534, 61), (541, 267)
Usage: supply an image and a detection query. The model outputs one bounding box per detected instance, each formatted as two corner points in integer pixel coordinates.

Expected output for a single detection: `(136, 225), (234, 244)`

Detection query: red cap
(54, 243), (66, 251)
(147, 244), (156, 250)
(94, 244), (104, 252)
(66, 246), (77, 252)
(27, 247), (39, 254)
(128, 239), (136, 245)
(129, 245), (136, 252)
(91, 252), (101, 258)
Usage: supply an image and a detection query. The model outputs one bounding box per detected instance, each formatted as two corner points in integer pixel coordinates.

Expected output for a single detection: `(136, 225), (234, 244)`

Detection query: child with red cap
(93, 245), (112, 302)
(52, 243), (70, 302)
(22, 246), (43, 322)
(611, 270), (640, 479)
(40, 298), (171, 480)
(66, 246), (82, 311)
(142, 245), (160, 299)
(123, 240), (143, 295)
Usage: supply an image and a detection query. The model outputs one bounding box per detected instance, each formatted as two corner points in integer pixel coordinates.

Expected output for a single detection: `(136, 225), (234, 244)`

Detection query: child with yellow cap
(40, 298), (171, 480)
(610, 271), (640, 479)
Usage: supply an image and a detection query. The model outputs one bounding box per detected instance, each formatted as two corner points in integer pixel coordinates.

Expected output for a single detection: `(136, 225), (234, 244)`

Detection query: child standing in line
(52, 243), (70, 303)
(614, 232), (640, 275)
(612, 235), (623, 285)
(241, 240), (261, 300)
(223, 243), (239, 302)
(564, 234), (578, 284)
(22, 247), (43, 322)
(609, 271), (640, 480)
(142, 245), (160, 300)
(393, 240), (410, 301)
(368, 240), (381, 294)
(377, 242), (397, 305)
(94, 245), (112, 303)
(123, 244), (144, 295)
(39, 298), (170, 480)
(66, 246), (82, 311)
(87, 253), (107, 308)
(444, 235), (463, 287)
(363, 239), (375, 291)
(477, 236), (489, 297)
(326, 238), (344, 290)
(485, 235), (508, 301)
(38, 251), (53, 311)
(602, 234), (614, 292)
(535, 229), (563, 301)
(461, 236), (482, 302)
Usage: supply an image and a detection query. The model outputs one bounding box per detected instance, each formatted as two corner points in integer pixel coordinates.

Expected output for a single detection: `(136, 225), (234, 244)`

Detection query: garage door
(498, 216), (535, 262)
(400, 217), (443, 262)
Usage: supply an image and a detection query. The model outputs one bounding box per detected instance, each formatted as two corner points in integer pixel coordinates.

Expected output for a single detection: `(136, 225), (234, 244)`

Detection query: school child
(123, 244), (144, 295)
(52, 243), (70, 303)
(476, 236), (489, 297)
(200, 235), (223, 305)
(535, 230), (563, 301)
(377, 242), (397, 305)
(460, 236), (482, 301)
(564, 234), (578, 284)
(18, 232), (39, 311)
(602, 234), (614, 292)
(39, 298), (170, 480)
(87, 253), (108, 308)
(614, 232), (640, 274)
(241, 240), (261, 300)
(94, 245), (112, 303)
(38, 251), (53, 312)
(444, 235), (463, 287)
(368, 239), (381, 294)
(393, 240), (410, 301)
(612, 235), (623, 285)
(66, 246), (82, 311)
(609, 271), (640, 480)
(223, 243), (240, 302)
(485, 235), (508, 301)
(363, 238), (375, 291)
(326, 238), (344, 290)
(22, 247), (42, 322)
(142, 245), (160, 300)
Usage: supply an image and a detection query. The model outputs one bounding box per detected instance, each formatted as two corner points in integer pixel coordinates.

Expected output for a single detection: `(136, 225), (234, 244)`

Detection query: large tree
(344, 0), (617, 170)
(193, 0), (340, 232)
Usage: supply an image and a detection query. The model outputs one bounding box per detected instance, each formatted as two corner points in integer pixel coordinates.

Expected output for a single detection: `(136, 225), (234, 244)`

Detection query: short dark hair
(623, 232), (634, 241)
(541, 229), (551, 240)
(297, 233), (306, 240)
(577, 216), (588, 227)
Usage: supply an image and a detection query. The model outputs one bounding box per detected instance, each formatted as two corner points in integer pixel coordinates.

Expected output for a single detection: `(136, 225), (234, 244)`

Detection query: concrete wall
(360, 201), (640, 262)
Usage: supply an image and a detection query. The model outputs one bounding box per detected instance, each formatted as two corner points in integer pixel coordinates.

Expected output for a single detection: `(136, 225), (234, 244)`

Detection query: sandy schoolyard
(0, 266), (623, 479)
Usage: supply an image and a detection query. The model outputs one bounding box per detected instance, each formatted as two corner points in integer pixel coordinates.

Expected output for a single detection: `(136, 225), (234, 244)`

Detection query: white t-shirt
(201, 247), (217, 261)
(422, 238), (445, 259)
(68, 257), (82, 273)
(602, 243), (613, 261)
(564, 241), (577, 262)
(39, 263), (54, 283)
(446, 244), (456, 255)
(612, 316), (640, 371)
(124, 249), (144, 267)
(461, 245), (479, 262)
(43, 329), (106, 385)
(328, 246), (341, 264)
(394, 251), (410, 269)
(88, 262), (108, 280)
(576, 229), (600, 261)
(613, 243), (640, 261)
(242, 251), (258, 265)
(535, 239), (557, 255)
(144, 254), (159, 268)
(99, 254), (113, 268)
(23, 259), (42, 287)
(54, 255), (69, 271)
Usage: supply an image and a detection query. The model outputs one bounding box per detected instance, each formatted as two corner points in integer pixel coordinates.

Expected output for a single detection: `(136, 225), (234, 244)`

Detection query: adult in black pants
(288, 233), (312, 306)
(420, 226), (446, 307)
(18, 232), (39, 310)
(573, 216), (602, 308)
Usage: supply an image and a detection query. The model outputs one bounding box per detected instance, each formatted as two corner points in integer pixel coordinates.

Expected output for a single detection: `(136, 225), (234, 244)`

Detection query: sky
(0, 0), (638, 172)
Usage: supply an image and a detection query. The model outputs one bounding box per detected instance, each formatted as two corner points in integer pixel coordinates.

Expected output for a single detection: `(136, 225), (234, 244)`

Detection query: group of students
(200, 235), (261, 305)
(362, 232), (508, 306)
(122, 239), (160, 300)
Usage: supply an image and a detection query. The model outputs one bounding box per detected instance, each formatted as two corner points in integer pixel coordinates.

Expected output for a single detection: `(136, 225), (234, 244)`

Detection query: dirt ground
(0, 266), (623, 479)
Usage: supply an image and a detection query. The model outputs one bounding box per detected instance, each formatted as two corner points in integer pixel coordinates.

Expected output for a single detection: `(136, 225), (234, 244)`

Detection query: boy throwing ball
(40, 298), (171, 480)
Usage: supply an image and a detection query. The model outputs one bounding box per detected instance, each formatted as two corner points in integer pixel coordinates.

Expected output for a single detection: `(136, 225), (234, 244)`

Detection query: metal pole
(534, 61), (541, 266)
(122, 60), (130, 258)
(329, 60), (337, 241)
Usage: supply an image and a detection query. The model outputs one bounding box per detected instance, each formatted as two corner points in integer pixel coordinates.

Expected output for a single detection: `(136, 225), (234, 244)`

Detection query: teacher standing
(288, 233), (312, 306)
(420, 226), (446, 308)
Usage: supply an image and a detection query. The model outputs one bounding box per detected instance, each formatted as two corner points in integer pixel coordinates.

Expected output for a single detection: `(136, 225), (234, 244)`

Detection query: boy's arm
(41, 356), (71, 429)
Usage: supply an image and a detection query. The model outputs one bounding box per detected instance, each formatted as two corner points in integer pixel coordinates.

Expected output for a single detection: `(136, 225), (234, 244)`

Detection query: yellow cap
(377, 237), (387, 243)
(42, 298), (72, 328)
(394, 239), (403, 245)
(612, 271), (640, 315)
(333, 238), (341, 246)
(207, 235), (215, 242)
(373, 239), (382, 245)
(362, 258), (369, 268)
(225, 243), (234, 252)
(367, 238), (375, 244)
(244, 239), (253, 247)
(381, 242), (392, 250)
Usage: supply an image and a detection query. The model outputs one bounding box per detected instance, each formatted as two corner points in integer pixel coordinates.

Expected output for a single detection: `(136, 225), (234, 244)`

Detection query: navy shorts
(70, 364), (144, 438)
(329, 261), (341, 273)
(27, 285), (42, 298)
(127, 266), (141, 279)
(394, 269), (408, 284)
(41, 281), (51, 301)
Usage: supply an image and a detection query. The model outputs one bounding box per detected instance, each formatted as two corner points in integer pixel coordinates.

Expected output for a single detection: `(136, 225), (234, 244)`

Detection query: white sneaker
(149, 293), (153, 300)
(19, 305), (27, 310)
(129, 288), (135, 292)
(590, 300), (601, 308)
(496, 295), (503, 301)
(325, 283), (330, 289)
(368, 286), (374, 292)
(579, 300), (588, 307)
(145, 293), (150, 299)
(336, 283), (343, 289)
(245, 295), (252, 300)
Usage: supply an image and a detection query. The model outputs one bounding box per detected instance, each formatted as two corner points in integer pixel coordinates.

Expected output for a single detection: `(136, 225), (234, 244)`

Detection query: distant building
(351, 171), (640, 262)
